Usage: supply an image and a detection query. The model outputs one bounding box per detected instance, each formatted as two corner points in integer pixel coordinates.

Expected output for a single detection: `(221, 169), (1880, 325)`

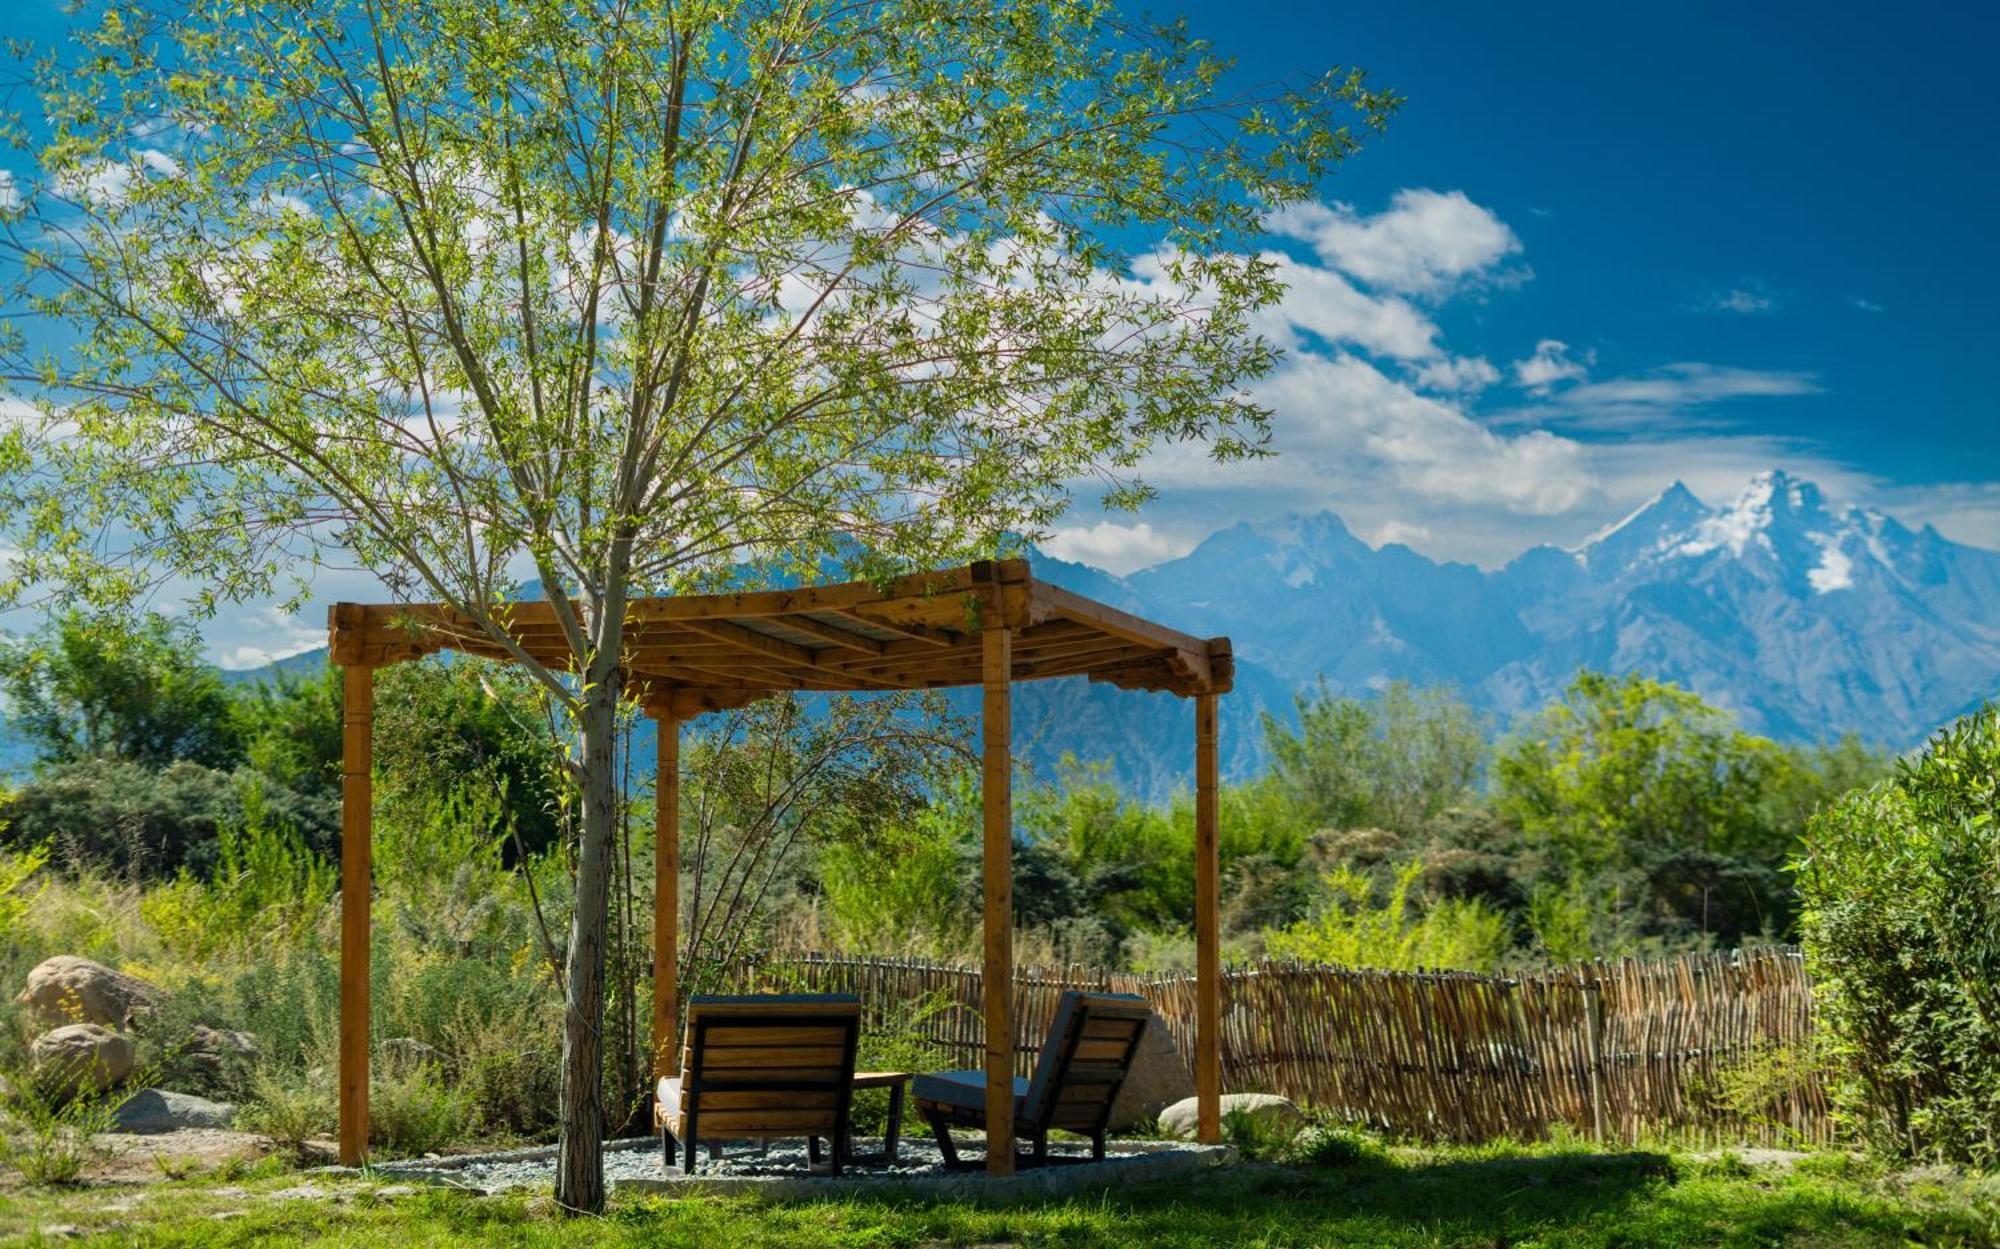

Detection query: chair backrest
(1021, 991), (1153, 1134)
(677, 993), (861, 1140)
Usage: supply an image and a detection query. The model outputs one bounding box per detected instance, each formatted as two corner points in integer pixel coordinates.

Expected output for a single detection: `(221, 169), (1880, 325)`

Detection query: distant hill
(11, 469), (1993, 797)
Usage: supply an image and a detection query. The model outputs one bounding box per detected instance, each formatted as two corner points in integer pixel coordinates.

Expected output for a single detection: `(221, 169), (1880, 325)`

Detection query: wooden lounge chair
(912, 991), (1151, 1167)
(655, 993), (861, 1175)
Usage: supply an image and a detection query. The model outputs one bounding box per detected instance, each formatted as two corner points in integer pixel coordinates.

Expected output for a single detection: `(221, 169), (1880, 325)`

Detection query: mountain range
(6, 470), (1996, 797)
(996, 469), (2000, 793)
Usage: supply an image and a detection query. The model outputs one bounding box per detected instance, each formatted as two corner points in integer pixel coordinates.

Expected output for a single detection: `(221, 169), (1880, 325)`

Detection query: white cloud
(1269, 189), (1522, 297)
(1041, 521), (1191, 575)
(1541, 363), (1820, 430)
(0, 170), (19, 214)
(1410, 355), (1501, 394)
(1847, 296), (1885, 313)
(1513, 339), (1591, 392)
(1158, 352), (1596, 517)
(1260, 255), (1442, 360)
(1691, 283), (1780, 315)
(1368, 520), (1434, 549)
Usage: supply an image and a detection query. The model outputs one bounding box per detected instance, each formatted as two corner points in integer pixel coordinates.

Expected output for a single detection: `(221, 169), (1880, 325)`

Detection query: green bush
(1288, 1122), (1391, 1169)
(236, 1065), (337, 1163)
(1266, 860), (1512, 972)
(1796, 705), (2000, 1164)
(370, 1059), (480, 1157)
(0, 757), (335, 879)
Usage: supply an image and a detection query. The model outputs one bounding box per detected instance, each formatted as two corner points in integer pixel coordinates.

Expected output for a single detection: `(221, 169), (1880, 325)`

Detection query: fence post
(1583, 979), (1606, 1144)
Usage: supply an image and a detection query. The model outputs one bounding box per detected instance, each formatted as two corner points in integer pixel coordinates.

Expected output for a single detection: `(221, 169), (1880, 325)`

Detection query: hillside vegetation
(0, 610), (1892, 1157)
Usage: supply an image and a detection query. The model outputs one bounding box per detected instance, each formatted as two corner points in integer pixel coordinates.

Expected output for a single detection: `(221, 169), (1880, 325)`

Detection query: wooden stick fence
(714, 946), (1829, 1146)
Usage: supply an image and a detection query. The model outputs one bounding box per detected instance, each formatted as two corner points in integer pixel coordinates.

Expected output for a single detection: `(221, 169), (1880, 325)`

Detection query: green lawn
(2, 1144), (1996, 1247)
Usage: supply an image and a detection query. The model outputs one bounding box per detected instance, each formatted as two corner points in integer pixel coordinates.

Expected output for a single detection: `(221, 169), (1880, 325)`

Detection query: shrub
(0, 757), (335, 879)
(237, 1066), (337, 1163)
(0, 1062), (122, 1185)
(1288, 1122), (1391, 1169)
(1796, 705), (2000, 1164)
(370, 1059), (480, 1157)
(1267, 860), (1512, 972)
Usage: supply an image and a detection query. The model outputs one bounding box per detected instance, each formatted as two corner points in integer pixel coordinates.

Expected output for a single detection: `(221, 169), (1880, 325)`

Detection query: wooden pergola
(327, 558), (1230, 1174)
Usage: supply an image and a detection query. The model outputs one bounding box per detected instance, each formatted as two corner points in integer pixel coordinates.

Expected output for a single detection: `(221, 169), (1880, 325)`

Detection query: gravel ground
(375, 1136), (1108, 1192)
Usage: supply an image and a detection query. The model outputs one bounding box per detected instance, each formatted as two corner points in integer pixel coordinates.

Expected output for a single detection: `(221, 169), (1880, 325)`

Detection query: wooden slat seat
(653, 993), (861, 1175)
(913, 991), (1152, 1166)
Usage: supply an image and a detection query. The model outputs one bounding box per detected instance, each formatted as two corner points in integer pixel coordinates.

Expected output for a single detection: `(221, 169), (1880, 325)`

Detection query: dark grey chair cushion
(910, 1068), (1030, 1111)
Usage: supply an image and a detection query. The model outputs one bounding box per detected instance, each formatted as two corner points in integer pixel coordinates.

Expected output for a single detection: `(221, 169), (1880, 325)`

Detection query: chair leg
(661, 1127), (678, 1171)
(924, 1109), (961, 1168)
(1033, 1129), (1049, 1163)
(808, 1134), (823, 1166)
(685, 1131), (699, 1174)
(708, 1141), (723, 1163)
(1091, 1132), (1106, 1161)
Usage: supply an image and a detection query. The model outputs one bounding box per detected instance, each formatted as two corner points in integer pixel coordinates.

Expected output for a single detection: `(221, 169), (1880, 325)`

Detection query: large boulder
(111, 1088), (237, 1134)
(1159, 1091), (1308, 1142)
(1107, 1015), (1197, 1131)
(31, 1023), (136, 1099)
(17, 956), (164, 1029)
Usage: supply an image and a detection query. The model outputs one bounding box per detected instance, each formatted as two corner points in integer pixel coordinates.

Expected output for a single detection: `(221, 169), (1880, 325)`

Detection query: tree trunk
(555, 669), (622, 1213)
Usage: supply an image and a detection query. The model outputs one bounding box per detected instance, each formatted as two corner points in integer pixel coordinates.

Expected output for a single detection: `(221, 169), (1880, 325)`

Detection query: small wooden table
(848, 1070), (914, 1164)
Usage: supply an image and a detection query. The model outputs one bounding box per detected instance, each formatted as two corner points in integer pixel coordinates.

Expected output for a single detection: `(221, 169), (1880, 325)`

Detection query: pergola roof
(327, 558), (1233, 714)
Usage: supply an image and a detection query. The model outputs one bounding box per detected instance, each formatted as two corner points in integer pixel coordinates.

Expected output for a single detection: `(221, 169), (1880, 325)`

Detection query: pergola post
(337, 661), (374, 1165)
(649, 701), (681, 1080)
(980, 623), (1015, 1176)
(1194, 691), (1222, 1144)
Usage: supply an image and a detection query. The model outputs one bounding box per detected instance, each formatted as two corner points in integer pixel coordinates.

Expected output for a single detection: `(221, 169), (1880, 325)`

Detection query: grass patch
(0, 1141), (1996, 1247)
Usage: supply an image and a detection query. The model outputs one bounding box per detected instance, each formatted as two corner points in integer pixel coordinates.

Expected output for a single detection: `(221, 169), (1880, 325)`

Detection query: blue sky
(2, 1), (1995, 661)
(1045, 0), (2000, 572)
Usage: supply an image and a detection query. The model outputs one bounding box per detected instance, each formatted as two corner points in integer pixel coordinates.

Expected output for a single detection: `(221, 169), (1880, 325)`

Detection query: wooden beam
(651, 702), (681, 1083)
(337, 663), (374, 1166)
(981, 624), (1015, 1178)
(1029, 581), (1211, 657)
(676, 618), (909, 690)
(827, 609), (959, 649)
(772, 614), (886, 656)
(1194, 692), (1222, 1145)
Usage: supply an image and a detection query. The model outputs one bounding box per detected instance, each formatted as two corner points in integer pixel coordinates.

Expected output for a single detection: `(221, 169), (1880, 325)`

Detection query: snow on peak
(1573, 480), (1712, 566)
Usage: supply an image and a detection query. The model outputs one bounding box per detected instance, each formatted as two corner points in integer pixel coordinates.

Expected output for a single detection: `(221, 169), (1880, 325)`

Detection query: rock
(17, 956), (164, 1029)
(1158, 1092), (1308, 1142)
(1106, 1015), (1197, 1131)
(112, 1088), (238, 1133)
(31, 1023), (136, 1098)
(185, 1025), (259, 1076)
(378, 1037), (440, 1073)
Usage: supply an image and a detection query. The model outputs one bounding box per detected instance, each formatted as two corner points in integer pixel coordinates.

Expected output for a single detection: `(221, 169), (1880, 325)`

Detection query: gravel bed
(373, 1135), (1224, 1199)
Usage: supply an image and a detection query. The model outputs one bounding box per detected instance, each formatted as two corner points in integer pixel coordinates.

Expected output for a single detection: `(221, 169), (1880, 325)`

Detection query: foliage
(0, 840), (49, 943)
(1266, 680), (1489, 837)
(237, 1065), (338, 1164)
(1267, 859), (1512, 972)
(1796, 704), (2000, 1165)
(0, 756), (337, 880)
(140, 780), (336, 959)
(0, 611), (241, 770)
(1496, 671), (1883, 950)
(0, 1061), (121, 1185)
(681, 692), (970, 974)
(371, 1058), (482, 1158)
(1288, 1121), (1392, 1169)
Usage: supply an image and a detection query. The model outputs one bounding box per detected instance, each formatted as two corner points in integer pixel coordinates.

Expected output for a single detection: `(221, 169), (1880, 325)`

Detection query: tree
(0, 0), (1390, 1209)
(0, 611), (241, 770)
(1796, 706), (2000, 1163)
(1494, 671), (1802, 946)
(1263, 679), (1487, 836)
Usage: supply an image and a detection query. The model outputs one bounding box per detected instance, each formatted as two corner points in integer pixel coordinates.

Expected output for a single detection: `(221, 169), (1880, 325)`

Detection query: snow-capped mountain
(1010, 470), (2000, 790)
(10, 470), (1985, 797)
